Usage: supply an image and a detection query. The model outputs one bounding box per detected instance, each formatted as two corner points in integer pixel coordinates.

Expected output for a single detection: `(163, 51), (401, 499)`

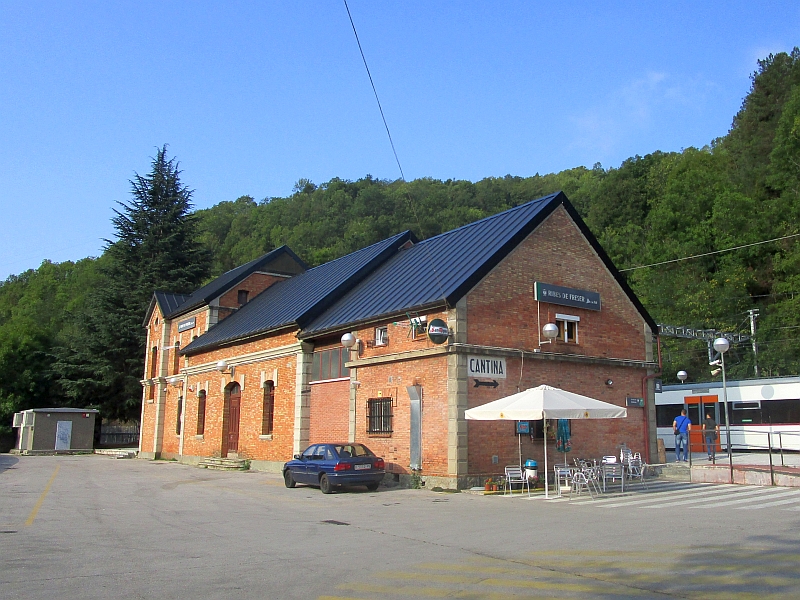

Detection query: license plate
(354, 463), (370, 470)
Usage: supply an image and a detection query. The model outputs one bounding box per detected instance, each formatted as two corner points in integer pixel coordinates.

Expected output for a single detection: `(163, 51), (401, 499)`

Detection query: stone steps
(95, 449), (137, 459)
(198, 457), (250, 471)
(655, 463), (691, 482)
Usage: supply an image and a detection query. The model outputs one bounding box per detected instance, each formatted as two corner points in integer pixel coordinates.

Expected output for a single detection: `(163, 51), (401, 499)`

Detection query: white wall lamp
(541, 323), (558, 344)
(216, 360), (235, 377)
(341, 332), (361, 355)
(169, 376), (183, 387)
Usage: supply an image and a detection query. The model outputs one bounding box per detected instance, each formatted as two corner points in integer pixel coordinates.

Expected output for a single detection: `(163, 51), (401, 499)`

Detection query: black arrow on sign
(473, 379), (499, 388)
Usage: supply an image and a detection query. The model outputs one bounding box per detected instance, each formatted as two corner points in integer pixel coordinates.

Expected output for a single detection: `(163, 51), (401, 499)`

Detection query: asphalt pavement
(2, 453), (799, 599)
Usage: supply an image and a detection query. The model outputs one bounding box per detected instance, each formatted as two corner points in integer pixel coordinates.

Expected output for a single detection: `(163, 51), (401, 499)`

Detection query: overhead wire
(342, 0), (448, 307)
(620, 232), (800, 272)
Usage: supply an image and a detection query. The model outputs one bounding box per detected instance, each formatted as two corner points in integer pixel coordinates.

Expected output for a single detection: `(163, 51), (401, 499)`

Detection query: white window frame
(374, 326), (388, 347)
(555, 314), (580, 344)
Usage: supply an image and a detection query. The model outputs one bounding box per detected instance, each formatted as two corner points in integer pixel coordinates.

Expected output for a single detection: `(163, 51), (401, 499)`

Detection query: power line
(620, 232), (800, 272)
(342, 0), (448, 306)
(343, 0), (406, 182)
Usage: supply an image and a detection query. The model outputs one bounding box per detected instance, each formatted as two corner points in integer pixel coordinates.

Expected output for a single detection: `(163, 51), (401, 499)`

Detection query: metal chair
(626, 456), (648, 489)
(504, 465), (530, 496)
(602, 463), (625, 493)
(554, 466), (572, 497)
(569, 470), (595, 500)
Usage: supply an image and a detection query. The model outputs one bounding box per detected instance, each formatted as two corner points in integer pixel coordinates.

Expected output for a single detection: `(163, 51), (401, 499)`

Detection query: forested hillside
(2, 49), (800, 435)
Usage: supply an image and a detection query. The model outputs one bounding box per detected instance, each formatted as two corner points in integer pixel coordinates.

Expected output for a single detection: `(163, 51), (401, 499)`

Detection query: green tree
(55, 147), (211, 421)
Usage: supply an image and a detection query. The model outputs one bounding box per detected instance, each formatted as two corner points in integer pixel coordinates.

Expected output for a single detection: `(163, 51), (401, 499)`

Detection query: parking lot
(2, 454), (800, 599)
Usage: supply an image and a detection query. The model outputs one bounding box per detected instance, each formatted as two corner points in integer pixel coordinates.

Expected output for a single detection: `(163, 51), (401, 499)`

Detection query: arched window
(173, 341), (180, 374)
(197, 390), (206, 436)
(262, 381), (275, 436)
(176, 396), (183, 435)
(149, 346), (158, 399)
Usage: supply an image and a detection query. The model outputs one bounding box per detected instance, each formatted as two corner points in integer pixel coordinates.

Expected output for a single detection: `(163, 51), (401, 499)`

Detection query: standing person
(673, 409), (691, 462)
(703, 412), (719, 460)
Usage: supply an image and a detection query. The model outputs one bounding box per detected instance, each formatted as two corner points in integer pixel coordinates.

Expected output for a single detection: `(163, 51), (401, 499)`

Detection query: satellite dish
(427, 318), (449, 344)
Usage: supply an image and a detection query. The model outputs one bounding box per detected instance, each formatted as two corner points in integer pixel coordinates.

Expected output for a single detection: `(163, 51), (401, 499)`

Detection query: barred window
(367, 398), (393, 434)
(196, 390), (206, 435)
(262, 381), (275, 436)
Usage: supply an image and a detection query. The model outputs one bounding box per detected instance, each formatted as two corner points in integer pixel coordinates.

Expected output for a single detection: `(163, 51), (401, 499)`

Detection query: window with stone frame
(196, 390), (206, 435)
(262, 381), (275, 436)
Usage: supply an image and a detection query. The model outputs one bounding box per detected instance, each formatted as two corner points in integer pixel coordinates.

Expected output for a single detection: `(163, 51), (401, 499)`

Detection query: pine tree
(55, 147), (211, 421)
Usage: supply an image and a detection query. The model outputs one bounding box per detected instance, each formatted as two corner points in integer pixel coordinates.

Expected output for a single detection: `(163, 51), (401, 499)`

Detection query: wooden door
(224, 383), (241, 456)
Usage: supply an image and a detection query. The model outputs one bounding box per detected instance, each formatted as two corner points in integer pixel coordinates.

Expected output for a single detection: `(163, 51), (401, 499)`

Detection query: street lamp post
(713, 337), (734, 482)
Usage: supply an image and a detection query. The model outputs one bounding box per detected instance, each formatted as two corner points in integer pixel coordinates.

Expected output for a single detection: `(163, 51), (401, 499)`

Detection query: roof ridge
(300, 230), (411, 274)
(415, 192), (558, 246)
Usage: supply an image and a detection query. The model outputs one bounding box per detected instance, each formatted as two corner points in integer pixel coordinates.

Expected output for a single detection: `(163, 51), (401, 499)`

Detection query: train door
(685, 395), (721, 456)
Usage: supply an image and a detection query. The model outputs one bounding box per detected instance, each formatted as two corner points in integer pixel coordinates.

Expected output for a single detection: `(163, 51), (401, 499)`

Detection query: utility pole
(748, 308), (760, 378)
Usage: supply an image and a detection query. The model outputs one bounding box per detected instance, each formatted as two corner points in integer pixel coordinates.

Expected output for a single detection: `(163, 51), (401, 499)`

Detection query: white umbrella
(464, 385), (627, 498)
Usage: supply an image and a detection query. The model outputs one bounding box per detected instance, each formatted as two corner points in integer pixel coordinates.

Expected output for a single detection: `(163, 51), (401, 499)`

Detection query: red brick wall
(466, 361), (646, 474)
(218, 273), (286, 310)
(175, 330), (300, 461)
(464, 206), (651, 474)
(350, 352), (449, 477)
(467, 206), (647, 360)
(308, 380), (350, 444)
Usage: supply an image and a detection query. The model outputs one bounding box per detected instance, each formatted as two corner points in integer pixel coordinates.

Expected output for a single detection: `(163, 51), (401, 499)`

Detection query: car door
(305, 444), (331, 485)
(293, 445), (317, 484)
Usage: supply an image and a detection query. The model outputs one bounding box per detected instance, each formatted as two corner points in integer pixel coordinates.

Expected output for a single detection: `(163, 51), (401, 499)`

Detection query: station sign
(177, 317), (196, 333)
(468, 356), (507, 379)
(534, 282), (600, 311)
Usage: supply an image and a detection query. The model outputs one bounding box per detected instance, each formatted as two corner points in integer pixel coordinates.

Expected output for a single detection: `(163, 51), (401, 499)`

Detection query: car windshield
(334, 444), (374, 458)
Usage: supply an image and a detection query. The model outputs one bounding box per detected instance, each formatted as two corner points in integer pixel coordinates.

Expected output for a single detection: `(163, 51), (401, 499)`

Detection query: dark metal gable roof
(299, 193), (561, 336)
(164, 246), (307, 319)
(300, 192), (658, 337)
(181, 231), (416, 355)
(143, 291), (191, 326)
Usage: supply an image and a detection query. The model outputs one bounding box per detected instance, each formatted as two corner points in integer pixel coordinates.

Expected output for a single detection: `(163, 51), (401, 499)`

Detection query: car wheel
(320, 474), (333, 494)
(366, 482), (379, 492)
(284, 470), (296, 488)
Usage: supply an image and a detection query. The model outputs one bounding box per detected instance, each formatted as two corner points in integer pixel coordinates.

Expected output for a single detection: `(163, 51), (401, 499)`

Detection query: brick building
(139, 192), (658, 488)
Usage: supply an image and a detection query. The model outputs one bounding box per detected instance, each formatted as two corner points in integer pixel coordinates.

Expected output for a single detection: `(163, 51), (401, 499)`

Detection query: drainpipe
(640, 335), (662, 464)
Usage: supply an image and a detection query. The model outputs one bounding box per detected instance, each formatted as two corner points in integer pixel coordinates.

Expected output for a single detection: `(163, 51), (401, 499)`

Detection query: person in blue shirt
(673, 409), (691, 462)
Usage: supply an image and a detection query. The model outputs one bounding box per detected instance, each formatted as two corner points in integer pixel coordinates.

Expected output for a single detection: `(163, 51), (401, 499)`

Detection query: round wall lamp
(341, 332), (356, 349)
(605, 379), (613, 386)
(542, 323), (559, 340)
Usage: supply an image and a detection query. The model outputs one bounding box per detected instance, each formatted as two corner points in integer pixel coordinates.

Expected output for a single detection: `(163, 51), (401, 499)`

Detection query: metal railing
(687, 428), (800, 485)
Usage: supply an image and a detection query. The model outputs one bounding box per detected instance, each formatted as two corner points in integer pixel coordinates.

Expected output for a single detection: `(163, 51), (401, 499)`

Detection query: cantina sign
(534, 282), (600, 311)
(467, 356), (507, 379)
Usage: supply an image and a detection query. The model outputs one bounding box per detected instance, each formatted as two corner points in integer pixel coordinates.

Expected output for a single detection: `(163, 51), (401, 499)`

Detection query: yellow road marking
(25, 465), (60, 526)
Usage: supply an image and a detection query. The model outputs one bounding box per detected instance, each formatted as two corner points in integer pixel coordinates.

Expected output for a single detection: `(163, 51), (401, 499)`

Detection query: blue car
(283, 443), (385, 494)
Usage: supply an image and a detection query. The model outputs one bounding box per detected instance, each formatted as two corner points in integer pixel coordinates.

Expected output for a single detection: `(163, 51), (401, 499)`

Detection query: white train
(655, 376), (800, 452)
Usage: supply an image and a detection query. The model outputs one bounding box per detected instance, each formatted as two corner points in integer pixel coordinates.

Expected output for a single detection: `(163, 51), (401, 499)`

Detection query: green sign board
(534, 282), (601, 311)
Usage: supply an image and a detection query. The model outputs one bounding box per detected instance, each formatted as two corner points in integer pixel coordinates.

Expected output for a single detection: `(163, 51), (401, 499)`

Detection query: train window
(761, 399), (800, 425)
(656, 405), (683, 427)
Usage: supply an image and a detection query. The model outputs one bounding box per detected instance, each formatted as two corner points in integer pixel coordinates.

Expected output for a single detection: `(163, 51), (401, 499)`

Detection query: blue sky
(1, 1), (798, 280)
